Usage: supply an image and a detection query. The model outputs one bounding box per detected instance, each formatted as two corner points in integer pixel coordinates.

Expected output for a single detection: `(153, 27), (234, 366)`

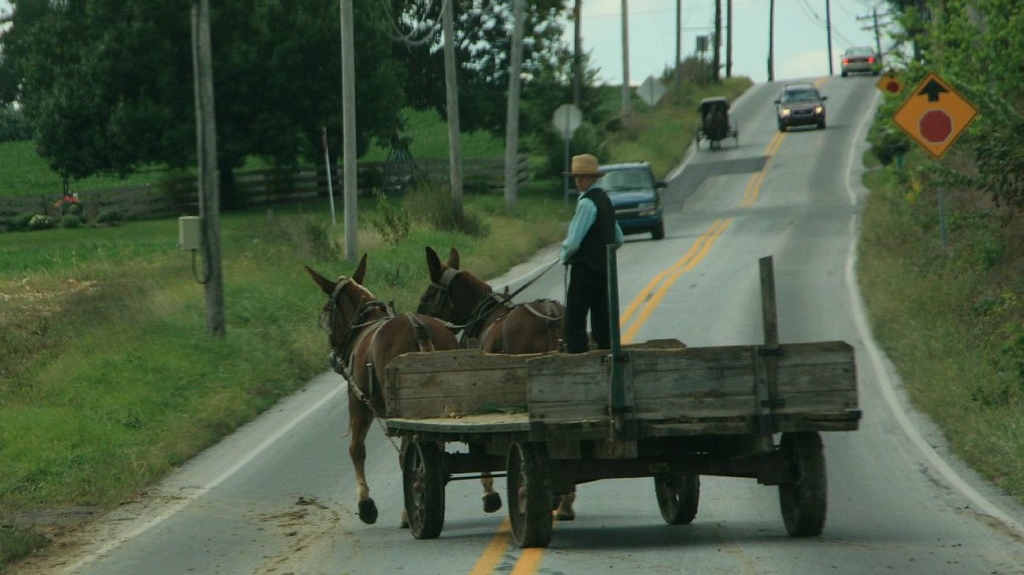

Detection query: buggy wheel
(778, 432), (827, 537)
(507, 442), (553, 548)
(654, 474), (699, 525)
(403, 440), (445, 539)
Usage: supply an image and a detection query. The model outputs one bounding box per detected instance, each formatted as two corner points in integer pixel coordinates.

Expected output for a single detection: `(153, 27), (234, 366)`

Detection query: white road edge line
(59, 381), (345, 573)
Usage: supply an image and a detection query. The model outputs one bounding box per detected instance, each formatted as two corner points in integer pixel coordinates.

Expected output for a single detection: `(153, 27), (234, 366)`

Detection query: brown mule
(417, 246), (578, 520)
(307, 254), (461, 526)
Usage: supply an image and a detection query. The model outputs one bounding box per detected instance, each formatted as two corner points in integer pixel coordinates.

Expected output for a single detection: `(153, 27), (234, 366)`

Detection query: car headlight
(779, 108), (791, 118)
(815, 106), (824, 114)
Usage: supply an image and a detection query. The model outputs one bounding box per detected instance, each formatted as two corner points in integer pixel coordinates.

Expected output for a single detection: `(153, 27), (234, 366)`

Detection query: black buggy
(694, 97), (739, 151)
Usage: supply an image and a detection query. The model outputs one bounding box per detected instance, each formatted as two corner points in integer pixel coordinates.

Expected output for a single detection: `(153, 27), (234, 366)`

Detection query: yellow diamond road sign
(876, 73), (904, 94)
(893, 72), (978, 159)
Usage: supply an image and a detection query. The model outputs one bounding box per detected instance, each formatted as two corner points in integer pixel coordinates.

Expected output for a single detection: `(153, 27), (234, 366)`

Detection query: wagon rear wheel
(507, 442), (553, 548)
(778, 431), (827, 536)
(654, 474), (699, 525)
(403, 440), (445, 539)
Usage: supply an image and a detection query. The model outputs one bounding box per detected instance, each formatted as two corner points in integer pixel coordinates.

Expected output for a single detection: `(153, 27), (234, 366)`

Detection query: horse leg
(555, 490), (576, 521)
(349, 402), (379, 525)
(481, 471), (502, 513)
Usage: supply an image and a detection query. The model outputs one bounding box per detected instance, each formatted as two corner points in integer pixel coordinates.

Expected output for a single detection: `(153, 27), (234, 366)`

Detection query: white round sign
(552, 103), (582, 139)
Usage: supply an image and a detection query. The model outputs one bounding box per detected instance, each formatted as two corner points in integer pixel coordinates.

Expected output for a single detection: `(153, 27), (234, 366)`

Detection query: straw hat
(566, 153), (606, 177)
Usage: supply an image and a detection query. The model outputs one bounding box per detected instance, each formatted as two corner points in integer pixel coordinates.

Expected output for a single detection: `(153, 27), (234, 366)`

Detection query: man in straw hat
(559, 153), (624, 353)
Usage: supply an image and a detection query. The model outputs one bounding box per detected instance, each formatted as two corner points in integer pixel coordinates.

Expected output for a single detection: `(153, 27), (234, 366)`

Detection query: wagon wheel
(694, 131), (702, 150)
(654, 474), (700, 525)
(403, 440), (446, 539)
(507, 442), (553, 548)
(778, 431), (827, 536)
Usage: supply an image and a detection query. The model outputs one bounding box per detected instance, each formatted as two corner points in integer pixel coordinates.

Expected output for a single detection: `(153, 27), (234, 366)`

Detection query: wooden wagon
(382, 256), (860, 547)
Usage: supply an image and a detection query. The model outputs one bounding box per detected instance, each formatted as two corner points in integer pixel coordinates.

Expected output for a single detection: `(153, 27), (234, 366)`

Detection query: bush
(9, 213), (36, 232)
(402, 179), (488, 237)
(27, 214), (56, 230)
(369, 189), (410, 244)
(60, 214), (83, 228)
(95, 211), (124, 226)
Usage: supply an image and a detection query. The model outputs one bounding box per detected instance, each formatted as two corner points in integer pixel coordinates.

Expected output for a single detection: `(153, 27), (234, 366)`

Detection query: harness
(321, 278), (439, 412)
(420, 262), (563, 347)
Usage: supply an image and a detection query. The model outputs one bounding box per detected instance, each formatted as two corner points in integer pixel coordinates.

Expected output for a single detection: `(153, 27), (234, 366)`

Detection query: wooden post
(503, 0), (525, 209)
(340, 0), (358, 261)
(191, 0), (225, 338)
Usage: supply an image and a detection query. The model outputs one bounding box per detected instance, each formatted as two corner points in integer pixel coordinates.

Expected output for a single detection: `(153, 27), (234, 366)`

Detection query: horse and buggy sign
(310, 250), (860, 548)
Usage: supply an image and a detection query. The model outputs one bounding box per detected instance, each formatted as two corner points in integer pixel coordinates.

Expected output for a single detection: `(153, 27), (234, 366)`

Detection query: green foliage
(95, 211), (124, 226)
(3, 0), (406, 184)
(59, 214), (82, 229)
(368, 190), (411, 245)
(402, 179), (489, 237)
(0, 105), (32, 142)
(899, 0), (1024, 217)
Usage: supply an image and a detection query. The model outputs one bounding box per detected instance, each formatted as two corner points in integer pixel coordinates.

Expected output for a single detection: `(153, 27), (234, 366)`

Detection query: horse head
(306, 254), (389, 371)
(418, 246), (495, 327)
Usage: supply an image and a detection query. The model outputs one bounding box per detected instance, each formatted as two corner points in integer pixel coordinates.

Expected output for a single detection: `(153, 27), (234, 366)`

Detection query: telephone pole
(191, 0), (224, 338)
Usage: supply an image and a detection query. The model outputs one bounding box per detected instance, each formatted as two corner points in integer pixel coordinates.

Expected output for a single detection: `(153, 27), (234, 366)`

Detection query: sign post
(892, 72), (979, 250)
(552, 103), (582, 204)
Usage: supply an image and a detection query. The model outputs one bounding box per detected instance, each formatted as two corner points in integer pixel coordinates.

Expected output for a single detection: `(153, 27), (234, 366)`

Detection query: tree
(392, 0), (588, 143)
(1, 0), (406, 201)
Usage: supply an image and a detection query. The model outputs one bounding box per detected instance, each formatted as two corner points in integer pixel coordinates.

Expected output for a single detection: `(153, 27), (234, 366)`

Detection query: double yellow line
(467, 128), (788, 574)
(619, 129), (784, 343)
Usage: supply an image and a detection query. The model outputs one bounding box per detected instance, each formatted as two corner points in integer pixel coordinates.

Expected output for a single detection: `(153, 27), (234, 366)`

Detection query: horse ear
(425, 246), (442, 280)
(305, 266), (336, 295)
(448, 247), (460, 270)
(353, 253), (367, 285)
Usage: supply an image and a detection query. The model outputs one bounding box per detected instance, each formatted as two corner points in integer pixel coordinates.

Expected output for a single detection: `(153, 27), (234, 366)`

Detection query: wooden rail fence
(0, 155), (529, 231)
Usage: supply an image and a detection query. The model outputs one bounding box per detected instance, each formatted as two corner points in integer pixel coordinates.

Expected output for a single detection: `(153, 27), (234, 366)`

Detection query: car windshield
(781, 89), (820, 103)
(602, 169), (651, 191)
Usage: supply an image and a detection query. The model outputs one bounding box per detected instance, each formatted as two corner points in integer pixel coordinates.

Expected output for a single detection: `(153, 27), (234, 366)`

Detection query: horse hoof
(358, 499), (379, 524)
(483, 492), (502, 513)
(555, 511), (576, 521)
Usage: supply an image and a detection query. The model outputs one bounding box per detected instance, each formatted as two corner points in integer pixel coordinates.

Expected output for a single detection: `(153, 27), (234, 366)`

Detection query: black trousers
(563, 264), (611, 353)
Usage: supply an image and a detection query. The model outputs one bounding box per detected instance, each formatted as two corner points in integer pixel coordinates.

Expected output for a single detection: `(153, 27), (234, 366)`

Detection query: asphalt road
(15, 76), (1024, 575)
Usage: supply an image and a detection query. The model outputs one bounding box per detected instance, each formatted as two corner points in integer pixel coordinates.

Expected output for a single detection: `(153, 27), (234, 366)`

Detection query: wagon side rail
(525, 340), (859, 441)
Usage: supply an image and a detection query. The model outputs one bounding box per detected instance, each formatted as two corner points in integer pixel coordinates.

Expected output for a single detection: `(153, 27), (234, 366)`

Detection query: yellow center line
(620, 217), (733, 344)
(468, 517), (511, 575)
(478, 111), (790, 575)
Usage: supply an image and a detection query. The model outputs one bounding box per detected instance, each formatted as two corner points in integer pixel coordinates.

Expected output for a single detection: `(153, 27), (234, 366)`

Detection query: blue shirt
(560, 187), (624, 264)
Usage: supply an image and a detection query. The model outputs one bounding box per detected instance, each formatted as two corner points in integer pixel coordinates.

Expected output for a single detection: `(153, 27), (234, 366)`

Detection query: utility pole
(442, 0), (464, 215)
(675, 0), (681, 89)
(620, 0), (630, 115)
(573, 0), (582, 107)
(767, 0), (774, 81)
(503, 0), (524, 209)
(826, 0), (834, 76)
(712, 0), (721, 82)
(340, 0), (358, 262)
(859, 8), (885, 65)
(726, 0), (733, 77)
(191, 0), (224, 338)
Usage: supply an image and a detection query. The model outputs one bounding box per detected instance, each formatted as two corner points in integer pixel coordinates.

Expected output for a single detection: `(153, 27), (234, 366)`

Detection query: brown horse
(419, 246), (564, 354)
(418, 246), (579, 519)
(306, 254), (461, 526)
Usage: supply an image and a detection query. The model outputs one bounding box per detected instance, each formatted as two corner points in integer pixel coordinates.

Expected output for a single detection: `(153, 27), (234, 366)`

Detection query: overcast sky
(566, 0), (890, 85)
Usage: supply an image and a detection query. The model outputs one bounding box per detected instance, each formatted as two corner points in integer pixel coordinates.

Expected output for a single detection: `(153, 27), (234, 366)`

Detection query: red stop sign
(919, 110), (953, 143)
